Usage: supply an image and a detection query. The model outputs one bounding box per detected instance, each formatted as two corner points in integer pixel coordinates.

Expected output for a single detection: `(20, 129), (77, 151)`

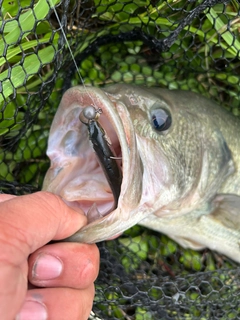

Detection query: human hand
(0, 191), (99, 320)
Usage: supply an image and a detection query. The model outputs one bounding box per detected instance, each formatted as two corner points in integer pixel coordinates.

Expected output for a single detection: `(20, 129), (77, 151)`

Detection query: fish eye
(150, 107), (172, 132)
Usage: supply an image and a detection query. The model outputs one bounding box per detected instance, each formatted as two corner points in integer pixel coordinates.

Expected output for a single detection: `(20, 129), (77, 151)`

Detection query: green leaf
(0, 45), (56, 104)
(206, 8), (240, 57)
(119, 235), (148, 260)
(0, 161), (15, 181)
(0, 33), (57, 68)
(1, 0), (32, 17)
(135, 307), (153, 320)
(0, 0), (60, 54)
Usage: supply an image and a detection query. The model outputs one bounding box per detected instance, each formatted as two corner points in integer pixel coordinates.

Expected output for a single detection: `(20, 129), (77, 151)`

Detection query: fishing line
(49, 0), (97, 107)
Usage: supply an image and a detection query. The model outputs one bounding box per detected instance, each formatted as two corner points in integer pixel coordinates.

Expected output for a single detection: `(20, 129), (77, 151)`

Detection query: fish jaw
(43, 86), (147, 242)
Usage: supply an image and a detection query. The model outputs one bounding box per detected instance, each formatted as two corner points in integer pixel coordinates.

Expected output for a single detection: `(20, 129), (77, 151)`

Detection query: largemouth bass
(43, 84), (240, 263)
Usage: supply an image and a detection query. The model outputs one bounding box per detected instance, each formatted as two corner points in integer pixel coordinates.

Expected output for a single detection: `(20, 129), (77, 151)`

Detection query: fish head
(43, 85), (143, 242)
(43, 84), (233, 243)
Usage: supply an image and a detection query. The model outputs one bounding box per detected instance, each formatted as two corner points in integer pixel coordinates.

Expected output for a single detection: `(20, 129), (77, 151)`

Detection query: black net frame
(1, 0), (240, 319)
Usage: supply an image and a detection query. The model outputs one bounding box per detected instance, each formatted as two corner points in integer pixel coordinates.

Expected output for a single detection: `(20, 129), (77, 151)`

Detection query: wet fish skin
(43, 84), (240, 263)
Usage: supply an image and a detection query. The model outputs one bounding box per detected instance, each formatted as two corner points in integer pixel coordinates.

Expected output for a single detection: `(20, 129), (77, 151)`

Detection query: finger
(16, 286), (95, 320)
(28, 242), (99, 289)
(0, 261), (28, 320)
(0, 194), (16, 203)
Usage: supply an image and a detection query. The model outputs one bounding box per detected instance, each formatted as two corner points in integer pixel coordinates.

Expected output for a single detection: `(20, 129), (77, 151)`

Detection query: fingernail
(16, 300), (47, 320)
(32, 253), (63, 280)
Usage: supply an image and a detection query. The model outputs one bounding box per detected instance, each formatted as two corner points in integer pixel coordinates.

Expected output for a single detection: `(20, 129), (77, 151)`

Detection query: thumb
(0, 191), (86, 255)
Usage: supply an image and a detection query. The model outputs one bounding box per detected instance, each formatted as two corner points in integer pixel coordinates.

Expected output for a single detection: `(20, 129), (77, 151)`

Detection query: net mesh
(1, 0), (240, 318)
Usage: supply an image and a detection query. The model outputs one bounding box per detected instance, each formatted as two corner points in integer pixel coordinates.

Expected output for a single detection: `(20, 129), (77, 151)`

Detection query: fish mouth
(43, 86), (142, 243)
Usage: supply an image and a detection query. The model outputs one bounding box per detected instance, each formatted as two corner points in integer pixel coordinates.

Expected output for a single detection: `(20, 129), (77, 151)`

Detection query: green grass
(0, 0), (60, 103)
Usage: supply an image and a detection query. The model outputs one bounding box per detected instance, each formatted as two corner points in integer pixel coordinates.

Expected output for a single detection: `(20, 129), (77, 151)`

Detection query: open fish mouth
(43, 86), (143, 243)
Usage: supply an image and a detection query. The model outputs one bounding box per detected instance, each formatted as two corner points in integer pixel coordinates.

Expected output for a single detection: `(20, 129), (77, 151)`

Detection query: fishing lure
(79, 106), (122, 208)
